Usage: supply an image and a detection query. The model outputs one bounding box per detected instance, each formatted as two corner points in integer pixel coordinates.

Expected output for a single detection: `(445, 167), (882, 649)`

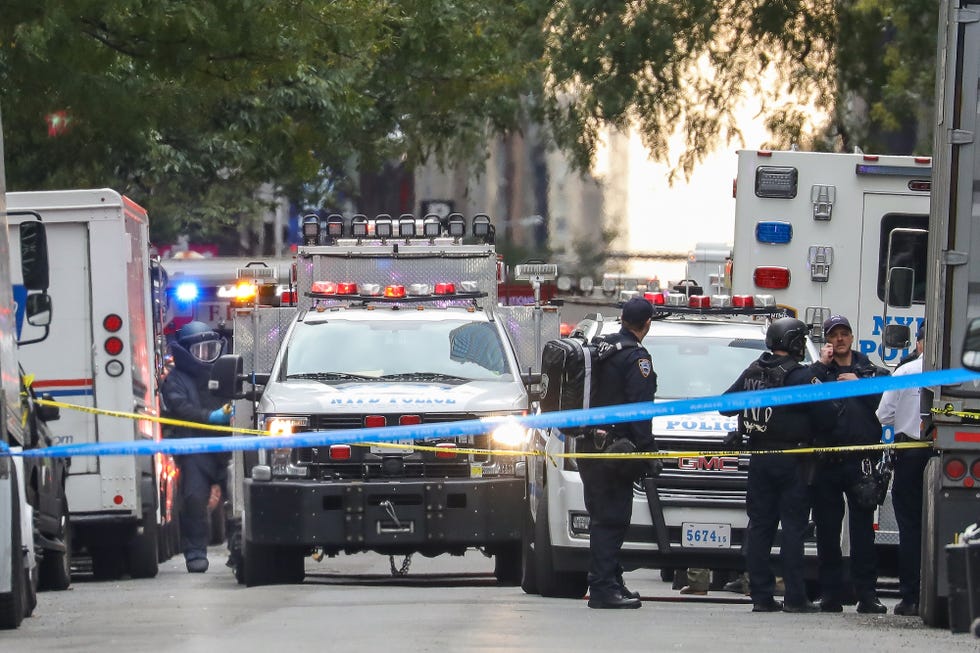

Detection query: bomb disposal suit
(211, 214), (557, 586)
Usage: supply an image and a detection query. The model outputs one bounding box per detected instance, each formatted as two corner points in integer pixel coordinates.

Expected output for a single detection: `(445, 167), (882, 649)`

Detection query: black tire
(920, 457), (948, 627)
(534, 492), (588, 599)
(0, 467), (26, 629)
(660, 568), (675, 583)
(520, 503), (539, 595)
(39, 504), (71, 591)
(243, 539), (305, 587)
(127, 510), (160, 579)
(493, 542), (522, 586)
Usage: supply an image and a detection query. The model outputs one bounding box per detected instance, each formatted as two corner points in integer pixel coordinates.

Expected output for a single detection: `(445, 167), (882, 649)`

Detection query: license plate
(370, 440), (414, 454)
(681, 522), (732, 548)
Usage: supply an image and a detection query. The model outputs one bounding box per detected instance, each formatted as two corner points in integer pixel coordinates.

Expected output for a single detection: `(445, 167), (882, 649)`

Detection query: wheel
(127, 510), (160, 579)
(243, 539), (305, 587)
(534, 492), (588, 599)
(39, 503), (71, 591)
(920, 457), (948, 627)
(660, 568), (675, 583)
(0, 467), (26, 629)
(493, 542), (522, 586)
(521, 503), (539, 595)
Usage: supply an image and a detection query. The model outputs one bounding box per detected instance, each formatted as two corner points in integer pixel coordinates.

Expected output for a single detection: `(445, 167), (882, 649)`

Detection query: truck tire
(534, 492), (588, 599)
(520, 505), (539, 595)
(0, 467), (26, 629)
(243, 539), (305, 587)
(920, 456), (948, 627)
(39, 503), (71, 591)
(126, 511), (160, 579)
(493, 542), (522, 586)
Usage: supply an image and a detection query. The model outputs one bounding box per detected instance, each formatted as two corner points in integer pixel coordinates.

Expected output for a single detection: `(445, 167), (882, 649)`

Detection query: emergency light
(753, 266), (791, 289)
(755, 221), (793, 244)
(422, 214), (442, 238)
(351, 215), (369, 237)
(375, 214), (393, 239)
(302, 215), (320, 245)
(447, 213), (466, 238)
(175, 282), (199, 303)
(326, 214), (344, 238)
(398, 214), (417, 238)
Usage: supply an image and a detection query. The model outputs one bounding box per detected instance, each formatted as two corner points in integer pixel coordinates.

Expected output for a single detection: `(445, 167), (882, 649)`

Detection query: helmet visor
(189, 339), (223, 363)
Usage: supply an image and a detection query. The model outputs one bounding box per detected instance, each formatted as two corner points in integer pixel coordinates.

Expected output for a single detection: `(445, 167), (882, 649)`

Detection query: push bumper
(245, 477), (523, 551)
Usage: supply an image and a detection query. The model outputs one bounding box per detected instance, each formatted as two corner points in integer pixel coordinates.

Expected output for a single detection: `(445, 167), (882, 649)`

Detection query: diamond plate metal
(496, 305), (560, 373)
(233, 306), (296, 374)
(875, 491), (900, 545)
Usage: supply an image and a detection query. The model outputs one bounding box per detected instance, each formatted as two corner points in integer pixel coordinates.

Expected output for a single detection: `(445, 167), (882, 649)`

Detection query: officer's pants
(745, 452), (809, 606)
(892, 444), (935, 604)
(177, 453), (229, 562)
(811, 457), (878, 602)
(579, 458), (634, 596)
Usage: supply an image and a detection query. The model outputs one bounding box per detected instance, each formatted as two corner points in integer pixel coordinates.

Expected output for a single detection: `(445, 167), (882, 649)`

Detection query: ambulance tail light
(436, 442), (457, 459)
(328, 445), (352, 461)
(732, 294), (755, 308)
(755, 221), (793, 244)
(364, 415), (387, 428)
(753, 267), (790, 289)
(104, 336), (124, 356)
(688, 295), (710, 308)
(103, 313), (123, 332)
(945, 457), (967, 481)
(971, 458), (980, 481)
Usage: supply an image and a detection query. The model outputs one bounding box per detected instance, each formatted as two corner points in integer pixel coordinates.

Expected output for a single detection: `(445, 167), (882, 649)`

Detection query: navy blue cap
(622, 297), (655, 325)
(823, 314), (851, 336)
(917, 320), (926, 341)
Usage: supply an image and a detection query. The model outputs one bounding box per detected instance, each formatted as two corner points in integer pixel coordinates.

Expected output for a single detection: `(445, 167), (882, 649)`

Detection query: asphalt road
(4, 547), (976, 653)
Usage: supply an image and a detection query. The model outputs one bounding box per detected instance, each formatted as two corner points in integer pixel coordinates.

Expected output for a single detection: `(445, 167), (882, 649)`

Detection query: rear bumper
(245, 477), (523, 553)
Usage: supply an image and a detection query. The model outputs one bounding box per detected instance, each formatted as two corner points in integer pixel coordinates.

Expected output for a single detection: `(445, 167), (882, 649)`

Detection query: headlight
(264, 416), (309, 435)
(489, 418), (528, 449)
(262, 416), (309, 478)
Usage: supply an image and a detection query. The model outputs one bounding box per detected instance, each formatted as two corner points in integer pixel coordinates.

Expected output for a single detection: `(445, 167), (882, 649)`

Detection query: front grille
(299, 412), (491, 480)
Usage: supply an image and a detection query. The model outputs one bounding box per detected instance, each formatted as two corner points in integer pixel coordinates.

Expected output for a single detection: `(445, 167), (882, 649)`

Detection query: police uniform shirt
(594, 327), (658, 448)
(876, 355), (923, 440)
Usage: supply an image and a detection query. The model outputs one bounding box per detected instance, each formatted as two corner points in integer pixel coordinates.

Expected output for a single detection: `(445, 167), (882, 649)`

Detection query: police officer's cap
(621, 297), (655, 325)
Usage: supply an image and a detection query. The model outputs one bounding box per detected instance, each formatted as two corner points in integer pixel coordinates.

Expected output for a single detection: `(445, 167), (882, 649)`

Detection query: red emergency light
(364, 415), (386, 428)
(103, 314), (123, 332)
(384, 285), (406, 299)
(732, 294), (755, 308)
(753, 267), (791, 289)
(434, 282), (456, 295)
(688, 295), (710, 308)
(399, 415), (421, 425)
(328, 445), (351, 460)
(435, 442), (457, 459)
(643, 292), (665, 305)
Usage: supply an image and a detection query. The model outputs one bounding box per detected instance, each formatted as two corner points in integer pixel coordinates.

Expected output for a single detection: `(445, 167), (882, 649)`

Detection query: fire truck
(209, 213), (558, 586)
(6, 189), (178, 580)
(908, 0), (980, 627)
(0, 114), (54, 628)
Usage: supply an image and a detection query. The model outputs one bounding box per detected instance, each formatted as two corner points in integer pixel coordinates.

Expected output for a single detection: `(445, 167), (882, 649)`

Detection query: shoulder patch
(638, 358), (653, 378)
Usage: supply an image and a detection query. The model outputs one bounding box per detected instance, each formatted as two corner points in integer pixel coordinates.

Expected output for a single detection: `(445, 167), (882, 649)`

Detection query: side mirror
(962, 318), (980, 371)
(37, 393), (60, 422)
(521, 372), (544, 403)
(883, 323), (911, 350)
(25, 292), (52, 327)
(209, 354), (246, 399)
(886, 267), (915, 308)
(19, 221), (50, 291)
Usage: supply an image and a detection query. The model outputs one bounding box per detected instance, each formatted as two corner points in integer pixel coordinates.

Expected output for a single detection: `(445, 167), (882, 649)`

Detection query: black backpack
(539, 334), (639, 434)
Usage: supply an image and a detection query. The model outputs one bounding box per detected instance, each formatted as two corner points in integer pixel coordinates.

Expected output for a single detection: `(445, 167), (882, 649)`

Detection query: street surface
(4, 546), (973, 653)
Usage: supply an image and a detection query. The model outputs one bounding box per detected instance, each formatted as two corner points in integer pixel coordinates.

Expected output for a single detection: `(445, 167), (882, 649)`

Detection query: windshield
(282, 318), (513, 382)
(644, 334), (812, 400)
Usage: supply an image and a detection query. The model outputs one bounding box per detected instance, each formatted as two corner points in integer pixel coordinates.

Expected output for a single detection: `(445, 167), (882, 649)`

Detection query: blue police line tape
(2, 366), (977, 459)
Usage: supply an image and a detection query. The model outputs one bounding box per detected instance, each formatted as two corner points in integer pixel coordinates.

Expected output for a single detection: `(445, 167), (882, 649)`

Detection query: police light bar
(513, 263), (558, 282)
(855, 163), (933, 177)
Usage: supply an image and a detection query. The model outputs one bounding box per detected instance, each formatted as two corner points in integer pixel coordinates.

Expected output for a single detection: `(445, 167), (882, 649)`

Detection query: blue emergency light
(175, 281), (199, 303)
(755, 221), (793, 244)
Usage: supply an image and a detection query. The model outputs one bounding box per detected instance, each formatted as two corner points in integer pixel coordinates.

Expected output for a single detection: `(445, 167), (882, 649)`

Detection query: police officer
(876, 320), (933, 616)
(810, 314), (889, 613)
(722, 317), (835, 613)
(579, 297), (659, 609)
(161, 321), (232, 573)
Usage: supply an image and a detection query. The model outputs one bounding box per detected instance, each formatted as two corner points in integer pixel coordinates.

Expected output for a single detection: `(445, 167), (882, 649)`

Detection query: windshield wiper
(286, 372), (375, 381)
(377, 372), (470, 383)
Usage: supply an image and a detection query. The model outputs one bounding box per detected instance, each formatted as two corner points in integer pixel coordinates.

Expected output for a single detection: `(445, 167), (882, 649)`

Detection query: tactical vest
(738, 357), (808, 446)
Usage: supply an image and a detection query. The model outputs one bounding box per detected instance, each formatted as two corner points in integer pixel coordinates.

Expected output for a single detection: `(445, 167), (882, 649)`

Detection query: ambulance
(6, 189), (179, 580)
(732, 150), (931, 572)
(209, 213), (558, 586)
